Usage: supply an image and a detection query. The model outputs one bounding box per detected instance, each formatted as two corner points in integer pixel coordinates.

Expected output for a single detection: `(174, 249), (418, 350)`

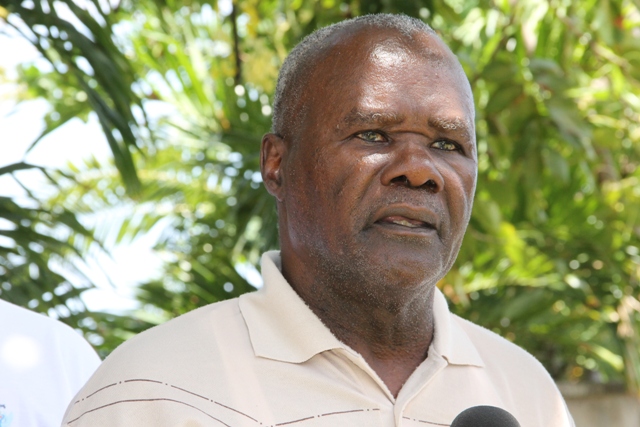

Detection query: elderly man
(62, 14), (574, 427)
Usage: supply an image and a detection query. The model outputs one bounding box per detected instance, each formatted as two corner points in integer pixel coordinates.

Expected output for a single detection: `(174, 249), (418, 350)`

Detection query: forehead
(314, 26), (463, 84)
(301, 27), (474, 131)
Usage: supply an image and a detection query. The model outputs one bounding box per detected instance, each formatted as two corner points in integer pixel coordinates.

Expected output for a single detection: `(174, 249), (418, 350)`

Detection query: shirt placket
(393, 348), (449, 427)
(333, 346), (449, 427)
(332, 347), (396, 426)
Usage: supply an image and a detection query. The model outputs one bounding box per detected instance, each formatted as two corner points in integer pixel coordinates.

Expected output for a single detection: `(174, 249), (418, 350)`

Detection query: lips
(379, 215), (434, 229)
(372, 206), (439, 233)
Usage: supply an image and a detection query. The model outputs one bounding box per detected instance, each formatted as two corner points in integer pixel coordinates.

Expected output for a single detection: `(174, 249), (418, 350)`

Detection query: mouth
(371, 203), (440, 238)
(369, 205), (440, 238)
(377, 215), (435, 230)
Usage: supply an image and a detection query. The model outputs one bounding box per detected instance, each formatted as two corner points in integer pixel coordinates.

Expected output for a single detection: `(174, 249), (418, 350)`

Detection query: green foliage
(2, 0), (147, 195)
(2, 0), (640, 391)
(0, 163), (91, 317)
(0, 162), (153, 357)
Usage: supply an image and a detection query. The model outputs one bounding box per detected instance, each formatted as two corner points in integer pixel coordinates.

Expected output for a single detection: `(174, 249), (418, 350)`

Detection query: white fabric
(0, 299), (101, 427)
(62, 251), (574, 426)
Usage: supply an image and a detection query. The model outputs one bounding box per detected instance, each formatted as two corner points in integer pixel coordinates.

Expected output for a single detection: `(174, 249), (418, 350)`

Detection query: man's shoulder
(451, 313), (561, 391)
(79, 297), (245, 385)
(452, 314), (545, 367)
(63, 297), (252, 425)
(449, 314), (574, 425)
(111, 297), (242, 360)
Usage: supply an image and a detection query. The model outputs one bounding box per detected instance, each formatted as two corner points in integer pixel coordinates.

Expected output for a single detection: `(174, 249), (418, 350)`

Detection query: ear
(260, 133), (287, 202)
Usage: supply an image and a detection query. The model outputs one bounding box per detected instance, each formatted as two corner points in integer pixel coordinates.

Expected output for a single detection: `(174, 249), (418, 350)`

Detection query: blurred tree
(1, 0), (639, 391)
(0, 162), (92, 323)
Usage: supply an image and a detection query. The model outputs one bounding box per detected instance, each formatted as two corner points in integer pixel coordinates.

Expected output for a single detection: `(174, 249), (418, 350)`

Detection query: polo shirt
(62, 251), (574, 427)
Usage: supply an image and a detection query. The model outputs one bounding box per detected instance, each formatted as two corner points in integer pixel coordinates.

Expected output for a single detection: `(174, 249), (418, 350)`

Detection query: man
(0, 299), (101, 427)
(62, 14), (574, 427)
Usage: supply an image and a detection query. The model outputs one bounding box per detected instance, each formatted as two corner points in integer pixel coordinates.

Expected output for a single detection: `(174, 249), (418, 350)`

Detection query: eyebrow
(428, 116), (474, 140)
(340, 108), (474, 140)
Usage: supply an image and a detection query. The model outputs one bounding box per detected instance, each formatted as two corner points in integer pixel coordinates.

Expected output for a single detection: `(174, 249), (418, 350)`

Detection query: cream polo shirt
(62, 251), (574, 427)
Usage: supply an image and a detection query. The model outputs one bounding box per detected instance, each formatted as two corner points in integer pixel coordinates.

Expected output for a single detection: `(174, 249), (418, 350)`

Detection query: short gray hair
(271, 14), (436, 138)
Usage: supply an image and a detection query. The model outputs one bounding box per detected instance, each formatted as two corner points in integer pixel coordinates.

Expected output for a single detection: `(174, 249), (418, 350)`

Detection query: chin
(326, 247), (446, 302)
(364, 240), (450, 280)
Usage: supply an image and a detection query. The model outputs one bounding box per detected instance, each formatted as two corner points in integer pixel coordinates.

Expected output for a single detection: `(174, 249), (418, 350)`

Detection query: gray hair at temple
(271, 13), (437, 139)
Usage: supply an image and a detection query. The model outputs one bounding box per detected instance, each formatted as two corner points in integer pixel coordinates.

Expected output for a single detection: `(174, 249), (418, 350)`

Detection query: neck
(281, 252), (436, 398)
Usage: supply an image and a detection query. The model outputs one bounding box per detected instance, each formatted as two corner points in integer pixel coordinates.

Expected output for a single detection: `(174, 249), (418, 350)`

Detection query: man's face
(273, 28), (477, 295)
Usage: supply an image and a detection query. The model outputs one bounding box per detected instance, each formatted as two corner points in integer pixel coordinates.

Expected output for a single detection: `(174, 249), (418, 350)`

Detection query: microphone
(450, 405), (521, 427)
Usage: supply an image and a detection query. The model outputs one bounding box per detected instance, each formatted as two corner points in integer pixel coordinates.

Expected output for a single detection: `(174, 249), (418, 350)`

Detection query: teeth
(391, 219), (421, 228)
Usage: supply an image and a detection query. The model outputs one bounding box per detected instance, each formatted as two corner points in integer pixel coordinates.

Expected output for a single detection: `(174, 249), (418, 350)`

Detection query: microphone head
(450, 405), (521, 427)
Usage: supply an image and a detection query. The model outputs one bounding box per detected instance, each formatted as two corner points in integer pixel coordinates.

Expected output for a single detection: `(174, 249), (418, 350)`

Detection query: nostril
(391, 175), (409, 185)
(424, 179), (438, 192)
(390, 175), (439, 191)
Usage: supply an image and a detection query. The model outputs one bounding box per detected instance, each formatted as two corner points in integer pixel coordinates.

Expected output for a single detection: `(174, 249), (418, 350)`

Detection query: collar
(239, 251), (344, 363)
(431, 288), (485, 367)
(239, 251), (484, 367)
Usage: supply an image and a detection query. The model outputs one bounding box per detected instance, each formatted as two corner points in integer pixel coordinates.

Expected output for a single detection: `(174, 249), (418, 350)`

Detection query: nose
(380, 141), (444, 193)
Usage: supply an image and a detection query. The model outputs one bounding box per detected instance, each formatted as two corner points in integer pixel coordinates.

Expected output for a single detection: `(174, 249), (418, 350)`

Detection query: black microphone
(450, 405), (521, 427)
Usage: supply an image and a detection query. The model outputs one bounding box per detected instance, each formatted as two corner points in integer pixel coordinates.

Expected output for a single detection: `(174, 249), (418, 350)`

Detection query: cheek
(329, 153), (388, 204)
(458, 164), (476, 198)
(445, 162), (477, 224)
(360, 152), (389, 166)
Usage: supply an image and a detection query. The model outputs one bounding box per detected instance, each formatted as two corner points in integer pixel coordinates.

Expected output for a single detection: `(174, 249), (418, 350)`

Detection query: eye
(356, 131), (387, 143)
(431, 139), (460, 152)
